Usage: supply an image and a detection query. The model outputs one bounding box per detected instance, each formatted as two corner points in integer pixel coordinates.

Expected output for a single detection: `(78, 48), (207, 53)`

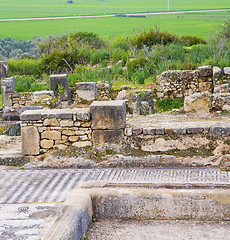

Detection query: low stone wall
(156, 66), (230, 99)
(21, 108), (92, 155)
(124, 122), (230, 157)
(12, 91), (56, 107)
(20, 100), (126, 156)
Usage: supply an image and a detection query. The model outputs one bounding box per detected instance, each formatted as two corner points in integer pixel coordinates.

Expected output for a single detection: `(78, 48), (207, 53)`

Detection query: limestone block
(116, 90), (140, 115)
(75, 82), (97, 101)
(124, 128), (132, 136)
(223, 67), (230, 75)
(69, 136), (79, 142)
(1, 77), (15, 108)
(184, 92), (212, 113)
(187, 127), (204, 134)
(50, 74), (69, 102)
(81, 122), (91, 128)
(172, 128), (186, 135)
(156, 128), (165, 135)
(198, 65), (212, 77)
(43, 118), (60, 126)
(210, 123), (230, 137)
(139, 90), (155, 114)
(72, 141), (92, 148)
(40, 139), (54, 149)
(21, 126), (40, 155)
(213, 66), (222, 79)
(56, 112), (73, 119)
(62, 129), (76, 136)
(41, 130), (61, 140)
(60, 120), (74, 127)
(20, 109), (42, 121)
(75, 131), (86, 136)
(79, 135), (88, 141)
(0, 61), (8, 80)
(143, 128), (155, 135)
(213, 84), (229, 94)
(74, 109), (90, 122)
(92, 129), (124, 146)
(132, 128), (142, 135)
(90, 100), (126, 130)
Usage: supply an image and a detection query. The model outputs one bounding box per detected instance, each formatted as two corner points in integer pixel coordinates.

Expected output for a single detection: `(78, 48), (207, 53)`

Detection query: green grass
(0, 12), (228, 41)
(0, 0), (229, 19)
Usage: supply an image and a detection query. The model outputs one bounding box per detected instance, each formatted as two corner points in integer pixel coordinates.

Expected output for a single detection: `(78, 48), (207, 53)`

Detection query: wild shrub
(8, 58), (42, 76)
(155, 98), (184, 113)
(90, 49), (110, 65)
(180, 35), (207, 46)
(130, 29), (181, 49)
(15, 75), (49, 92)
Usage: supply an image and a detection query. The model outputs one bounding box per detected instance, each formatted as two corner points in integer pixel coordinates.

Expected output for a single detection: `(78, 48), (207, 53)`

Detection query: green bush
(180, 35), (207, 46)
(8, 58), (42, 76)
(130, 29), (181, 49)
(90, 49), (110, 65)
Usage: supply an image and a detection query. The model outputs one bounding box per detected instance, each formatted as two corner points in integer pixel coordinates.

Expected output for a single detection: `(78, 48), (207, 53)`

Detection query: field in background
(0, 11), (229, 41)
(0, 0), (229, 19)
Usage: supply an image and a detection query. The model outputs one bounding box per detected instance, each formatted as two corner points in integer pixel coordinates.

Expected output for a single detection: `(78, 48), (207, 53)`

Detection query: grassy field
(0, 12), (228, 41)
(0, 0), (229, 19)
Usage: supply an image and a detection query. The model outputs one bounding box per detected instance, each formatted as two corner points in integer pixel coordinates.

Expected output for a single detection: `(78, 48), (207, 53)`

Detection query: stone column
(90, 100), (126, 146)
(0, 61), (8, 80)
(1, 77), (15, 108)
(50, 74), (70, 107)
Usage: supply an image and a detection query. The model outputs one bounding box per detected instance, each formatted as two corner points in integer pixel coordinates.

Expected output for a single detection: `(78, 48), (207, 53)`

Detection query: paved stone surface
(0, 167), (229, 240)
(0, 168), (229, 204)
(0, 203), (64, 240)
(87, 219), (230, 240)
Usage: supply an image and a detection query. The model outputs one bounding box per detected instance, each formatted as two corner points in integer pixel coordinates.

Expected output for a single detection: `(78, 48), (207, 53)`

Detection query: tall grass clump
(8, 58), (42, 76)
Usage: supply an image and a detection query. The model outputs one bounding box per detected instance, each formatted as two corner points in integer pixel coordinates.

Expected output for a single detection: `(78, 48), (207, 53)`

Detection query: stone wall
(12, 91), (57, 108)
(156, 66), (230, 99)
(20, 100), (126, 156)
(124, 122), (230, 160)
(21, 108), (92, 155)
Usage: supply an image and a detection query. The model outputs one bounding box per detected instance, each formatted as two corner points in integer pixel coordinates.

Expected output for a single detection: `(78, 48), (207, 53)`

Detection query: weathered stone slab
(74, 109), (90, 122)
(187, 127), (204, 134)
(40, 139), (54, 149)
(21, 126), (40, 155)
(139, 90), (155, 114)
(210, 124), (230, 137)
(1, 77), (15, 108)
(75, 82), (97, 101)
(41, 130), (61, 140)
(50, 74), (69, 102)
(198, 65), (212, 77)
(4, 106), (42, 121)
(20, 109), (42, 121)
(92, 129), (124, 146)
(116, 90), (141, 115)
(72, 141), (92, 148)
(0, 61), (8, 80)
(90, 101), (126, 130)
(223, 67), (230, 75)
(184, 92), (212, 113)
(213, 66), (222, 79)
